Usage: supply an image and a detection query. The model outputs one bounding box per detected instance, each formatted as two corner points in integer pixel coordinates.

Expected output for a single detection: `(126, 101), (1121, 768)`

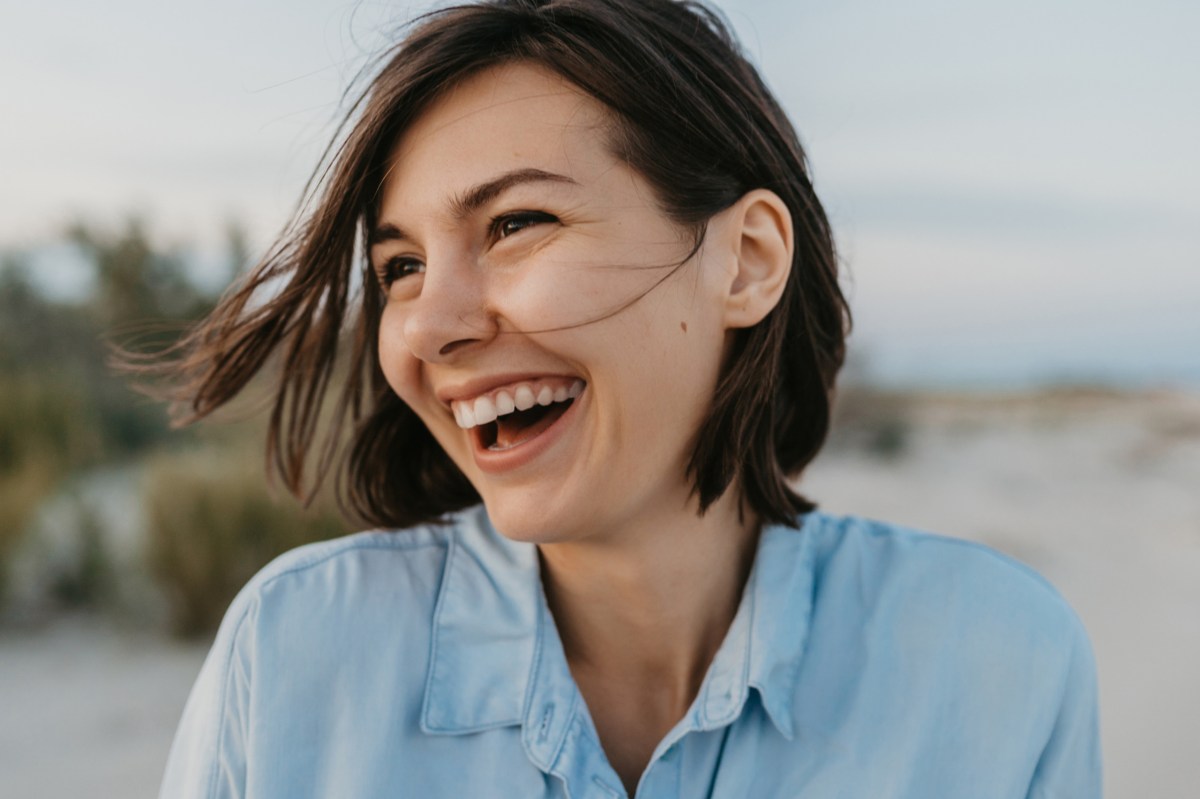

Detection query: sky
(2, 0), (1197, 388)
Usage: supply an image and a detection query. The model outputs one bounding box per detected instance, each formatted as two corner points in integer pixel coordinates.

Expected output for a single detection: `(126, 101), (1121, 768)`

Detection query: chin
(480, 496), (578, 545)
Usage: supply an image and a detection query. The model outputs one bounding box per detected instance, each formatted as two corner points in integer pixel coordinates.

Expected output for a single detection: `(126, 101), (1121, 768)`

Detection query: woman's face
(372, 62), (741, 543)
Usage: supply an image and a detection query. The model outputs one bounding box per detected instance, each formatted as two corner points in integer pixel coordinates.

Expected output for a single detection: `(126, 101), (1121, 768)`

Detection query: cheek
(377, 306), (420, 400)
(492, 255), (671, 332)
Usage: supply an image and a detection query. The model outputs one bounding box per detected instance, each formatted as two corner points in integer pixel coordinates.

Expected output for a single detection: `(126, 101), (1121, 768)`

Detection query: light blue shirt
(160, 507), (1101, 798)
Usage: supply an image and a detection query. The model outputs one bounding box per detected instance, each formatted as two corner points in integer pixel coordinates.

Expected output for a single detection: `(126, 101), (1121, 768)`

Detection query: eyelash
(489, 209), (558, 240)
(375, 210), (559, 289)
(376, 256), (423, 288)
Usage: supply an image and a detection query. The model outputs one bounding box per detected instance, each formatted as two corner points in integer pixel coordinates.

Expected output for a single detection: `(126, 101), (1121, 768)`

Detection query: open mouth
(476, 398), (575, 452)
(451, 378), (585, 456)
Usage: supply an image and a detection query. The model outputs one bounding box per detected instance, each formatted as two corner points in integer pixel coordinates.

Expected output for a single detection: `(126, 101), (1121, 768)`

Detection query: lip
(470, 385), (585, 475)
(436, 371), (583, 408)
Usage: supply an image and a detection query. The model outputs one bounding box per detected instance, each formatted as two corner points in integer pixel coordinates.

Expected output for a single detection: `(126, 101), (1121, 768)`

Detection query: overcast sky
(2, 0), (1197, 387)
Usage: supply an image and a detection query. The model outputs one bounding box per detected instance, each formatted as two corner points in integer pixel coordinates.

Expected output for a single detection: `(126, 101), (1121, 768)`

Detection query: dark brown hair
(148, 0), (850, 529)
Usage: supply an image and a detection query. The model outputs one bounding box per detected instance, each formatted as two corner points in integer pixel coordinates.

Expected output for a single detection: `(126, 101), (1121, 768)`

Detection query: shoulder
(791, 512), (1097, 765)
(804, 511), (1084, 637)
(159, 506), (508, 798)
(189, 506), (508, 735)
(799, 511), (1092, 690)
(242, 521), (451, 595)
(228, 523), (447, 620)
(214, 505), (497, 655)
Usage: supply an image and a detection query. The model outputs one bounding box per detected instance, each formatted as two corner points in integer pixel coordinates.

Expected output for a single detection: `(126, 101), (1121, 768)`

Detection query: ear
(720, 189), (793, 329)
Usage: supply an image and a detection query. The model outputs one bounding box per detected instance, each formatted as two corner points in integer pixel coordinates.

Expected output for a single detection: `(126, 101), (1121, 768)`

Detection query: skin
(372, 62), (792, 795)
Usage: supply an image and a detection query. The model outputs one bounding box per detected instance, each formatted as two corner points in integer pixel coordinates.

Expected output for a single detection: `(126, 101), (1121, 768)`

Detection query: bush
(0, 464), (56, 597)
(0, 375), (104, 595)
(143, 447), (349, 637)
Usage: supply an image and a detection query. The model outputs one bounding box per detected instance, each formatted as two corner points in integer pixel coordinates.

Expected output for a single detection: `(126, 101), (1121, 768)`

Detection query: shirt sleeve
(158, 593), (257, 799)
(1025, 615), (1103, 799)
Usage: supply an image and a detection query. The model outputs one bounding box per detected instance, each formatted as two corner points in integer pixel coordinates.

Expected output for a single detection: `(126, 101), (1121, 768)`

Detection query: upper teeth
(452, 379), (584, 429)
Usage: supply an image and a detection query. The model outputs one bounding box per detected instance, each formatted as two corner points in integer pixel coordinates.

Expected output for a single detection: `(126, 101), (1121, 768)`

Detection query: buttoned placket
(521, 589), (626, 798)
(630, 573), (757, 798)
(519, 540), (765, 799)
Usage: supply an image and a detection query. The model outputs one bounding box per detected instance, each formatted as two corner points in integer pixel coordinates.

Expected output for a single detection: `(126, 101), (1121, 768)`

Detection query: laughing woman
(155, 1), (1101, 797)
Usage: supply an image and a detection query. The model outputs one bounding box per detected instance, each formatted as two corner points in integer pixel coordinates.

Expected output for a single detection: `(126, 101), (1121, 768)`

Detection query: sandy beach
(0, 617), (207, 797)
(2, 388), (1197, 797)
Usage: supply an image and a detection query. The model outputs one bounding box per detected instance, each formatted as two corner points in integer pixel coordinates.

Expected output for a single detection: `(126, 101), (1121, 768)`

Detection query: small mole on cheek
(680, 322), (688, 333)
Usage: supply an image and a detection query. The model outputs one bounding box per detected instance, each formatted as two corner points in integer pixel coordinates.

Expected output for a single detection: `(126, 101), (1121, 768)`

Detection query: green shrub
(143, 447), (349, 637)
(0, 374), (103, 473)
(0, 464), (55, 596)
(0, 375), (104, 595)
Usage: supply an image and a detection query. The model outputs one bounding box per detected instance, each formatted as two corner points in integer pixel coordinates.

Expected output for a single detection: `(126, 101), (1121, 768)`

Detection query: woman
(157, 1), (1101, 797)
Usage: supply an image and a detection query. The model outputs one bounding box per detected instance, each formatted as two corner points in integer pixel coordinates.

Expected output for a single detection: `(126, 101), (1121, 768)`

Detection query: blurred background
(0, 0), (1196, 796)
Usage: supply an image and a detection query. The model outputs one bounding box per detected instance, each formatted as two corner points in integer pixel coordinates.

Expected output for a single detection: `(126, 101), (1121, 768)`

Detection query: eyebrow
(369, 168), (578, 246)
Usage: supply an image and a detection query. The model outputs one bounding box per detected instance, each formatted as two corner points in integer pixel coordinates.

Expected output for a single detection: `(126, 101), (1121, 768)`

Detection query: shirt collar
(420, 506), (541, 734)
(743, 515), (821, 739)
(421, 506), (821, 745)
(419, 506), (606, 784)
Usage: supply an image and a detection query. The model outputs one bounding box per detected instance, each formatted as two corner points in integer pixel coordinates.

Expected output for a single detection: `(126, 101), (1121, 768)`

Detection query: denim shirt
(159, 506), (1101, 798)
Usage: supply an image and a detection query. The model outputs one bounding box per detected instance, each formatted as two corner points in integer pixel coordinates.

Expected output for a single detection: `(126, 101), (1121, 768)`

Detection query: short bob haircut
(155, 0), (851, 530)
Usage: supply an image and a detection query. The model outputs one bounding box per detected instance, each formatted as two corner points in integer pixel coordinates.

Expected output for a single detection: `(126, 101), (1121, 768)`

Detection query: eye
(376, 256), (424, 289)
(490, 211), (558, 240)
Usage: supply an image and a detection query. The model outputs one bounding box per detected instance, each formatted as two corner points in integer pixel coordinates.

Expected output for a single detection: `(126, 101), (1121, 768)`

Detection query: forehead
(381, 62), (616, 208)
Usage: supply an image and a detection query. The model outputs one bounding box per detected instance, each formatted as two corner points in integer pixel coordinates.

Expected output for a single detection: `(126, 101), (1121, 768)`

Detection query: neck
(536, 487), (761, 714)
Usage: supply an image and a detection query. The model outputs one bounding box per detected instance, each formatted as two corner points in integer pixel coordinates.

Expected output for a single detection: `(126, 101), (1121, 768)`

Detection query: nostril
(438, 338), (478, 357)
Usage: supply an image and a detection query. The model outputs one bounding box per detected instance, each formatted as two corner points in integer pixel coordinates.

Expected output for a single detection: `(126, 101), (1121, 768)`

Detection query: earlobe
(723, 189), (793, 329)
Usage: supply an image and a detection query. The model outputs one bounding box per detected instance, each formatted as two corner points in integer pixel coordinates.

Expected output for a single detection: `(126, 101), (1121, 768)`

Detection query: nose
(401, 256), (498, 362)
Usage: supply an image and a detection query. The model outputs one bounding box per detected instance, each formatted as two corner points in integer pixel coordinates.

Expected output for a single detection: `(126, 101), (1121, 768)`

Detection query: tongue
(492, 401), (571, 450)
